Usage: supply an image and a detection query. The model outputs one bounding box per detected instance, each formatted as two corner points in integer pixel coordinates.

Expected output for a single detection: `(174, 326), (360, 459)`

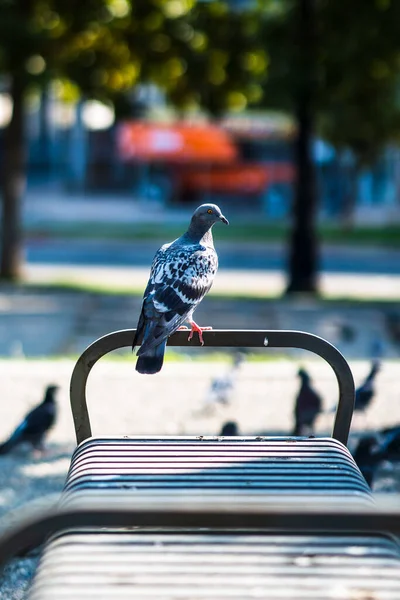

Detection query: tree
(0, 0), (138, 279)
(160, 2), (268, 116)
(259, 0), (400, 293)
(317, 0), (400, 228)
(0, 0), (267, 280)
(258, 0), (319, 293)
(288, 0), (319, 293)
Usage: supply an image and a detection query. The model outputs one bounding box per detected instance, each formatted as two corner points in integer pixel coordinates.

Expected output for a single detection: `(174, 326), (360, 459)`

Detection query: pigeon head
(233, 352), (245, 368)
(354, 434), (380, 460)
(371, 360), (381, 376)
(44, 385), (58, 403)
(298, 368), (310, 382)
(188, 204), (228, 239)
(353, 434), (381, 487)
(220, 421), (239, 436)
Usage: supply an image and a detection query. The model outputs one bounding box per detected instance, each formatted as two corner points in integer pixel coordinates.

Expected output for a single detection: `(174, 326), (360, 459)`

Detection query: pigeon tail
(0, 440), (15, 455)
(136, 339), (167, 375)
(0, 427), (24, 454)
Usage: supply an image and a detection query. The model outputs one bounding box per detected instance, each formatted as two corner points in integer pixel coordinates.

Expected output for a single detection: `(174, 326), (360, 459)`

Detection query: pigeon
(133, 203), (229, 374)
(292, 368), (322, 436)
(377, 425), (400, 461)
(352, 434), (381, 487)
(370, 336), (385, 360)
(0, 385), (58, 454)
(204, 352), (245, 408)
(354, 360), (380, 412)
(353, 426), (400, 488)
(219, 421), (239, 436)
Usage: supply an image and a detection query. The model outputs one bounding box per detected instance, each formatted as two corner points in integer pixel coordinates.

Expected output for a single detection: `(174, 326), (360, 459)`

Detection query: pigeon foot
(188, 322), (212, 345)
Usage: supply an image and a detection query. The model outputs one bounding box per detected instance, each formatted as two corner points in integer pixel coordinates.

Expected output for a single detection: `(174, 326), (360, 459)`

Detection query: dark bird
(133, 203), (229, 374)
(0, 385), (58, 455)
(292, 368), (322, 436)
(352, 434), (381, 487)
(377, 425), (400, 461)
(354, 360), (380, 412)
(219, 421), (239, 436)
(353, 426), (400, 488)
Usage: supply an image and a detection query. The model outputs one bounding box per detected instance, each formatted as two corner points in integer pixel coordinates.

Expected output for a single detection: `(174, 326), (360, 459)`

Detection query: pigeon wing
(19, 403), (54, 437)
(137, 244), (218, 355)
(4, 419), (29, 445)
(132, 242), (172, 349)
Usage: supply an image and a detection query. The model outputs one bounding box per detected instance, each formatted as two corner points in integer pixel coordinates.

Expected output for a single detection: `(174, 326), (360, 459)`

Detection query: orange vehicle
(174, 163), (294, 196)
(117, 119), (295, 202)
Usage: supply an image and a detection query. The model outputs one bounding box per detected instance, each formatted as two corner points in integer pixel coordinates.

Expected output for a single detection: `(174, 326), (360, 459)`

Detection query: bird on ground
(292, 368), (322, 436)
(352, 434), (381, 487)
(132, 204), (229, 374)
(219, 421), (239, 436)
(370, 336), (385, 360)
(0, 385), (58, 455)
(353, 426), (400, 488)
(204, 352), (245, 409)
(377, 425), (400, 460)
(354, 360), (380, 412)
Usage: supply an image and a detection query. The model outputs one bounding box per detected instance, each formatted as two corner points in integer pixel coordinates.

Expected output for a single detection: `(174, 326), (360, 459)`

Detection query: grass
(0, 351), (290, 364)
(11, 280), (400, 306)
(26, 279), (280, 301)
(25, 220), (400, 247)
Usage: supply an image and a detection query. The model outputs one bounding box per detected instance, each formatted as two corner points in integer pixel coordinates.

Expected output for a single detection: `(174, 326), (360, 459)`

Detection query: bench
(3, 329), (399, 598)
(62, 328), (368, 498)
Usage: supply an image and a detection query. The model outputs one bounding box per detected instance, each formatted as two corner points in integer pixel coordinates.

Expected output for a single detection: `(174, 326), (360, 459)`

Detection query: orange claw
(187, 321), (213, 345)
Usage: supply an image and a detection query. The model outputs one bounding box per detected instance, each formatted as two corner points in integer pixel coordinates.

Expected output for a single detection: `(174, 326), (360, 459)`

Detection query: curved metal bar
(0, 500), (399, 568)
(70, 329), (355, 446)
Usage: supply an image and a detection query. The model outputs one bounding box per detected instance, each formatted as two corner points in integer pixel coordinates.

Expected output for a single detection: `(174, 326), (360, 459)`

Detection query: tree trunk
(0, 76), (26, 280)
(341, 159), (359, 232)
(286, 0), (319, 294)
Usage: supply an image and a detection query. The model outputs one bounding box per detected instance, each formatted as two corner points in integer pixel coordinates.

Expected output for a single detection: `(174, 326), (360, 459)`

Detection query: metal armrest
(1, 495), (400, 568)
(70, 329), (355, 445)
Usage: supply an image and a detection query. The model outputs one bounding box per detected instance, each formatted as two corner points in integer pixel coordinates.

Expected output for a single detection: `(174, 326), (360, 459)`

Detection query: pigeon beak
(220, 215), (229, 225)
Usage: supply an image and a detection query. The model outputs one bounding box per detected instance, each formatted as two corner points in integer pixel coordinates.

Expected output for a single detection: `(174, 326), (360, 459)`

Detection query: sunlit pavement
(24, 263), (400, 301)
(1, 272), (399, 358)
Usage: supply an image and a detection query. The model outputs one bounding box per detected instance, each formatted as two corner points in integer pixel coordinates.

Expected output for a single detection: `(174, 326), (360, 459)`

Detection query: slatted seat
(29, 530), (400, 600)
(63, 437), (371, 499)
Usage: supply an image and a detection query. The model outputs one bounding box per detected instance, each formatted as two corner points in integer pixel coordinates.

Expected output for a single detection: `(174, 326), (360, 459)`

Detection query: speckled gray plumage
(133, 203), (228, 374)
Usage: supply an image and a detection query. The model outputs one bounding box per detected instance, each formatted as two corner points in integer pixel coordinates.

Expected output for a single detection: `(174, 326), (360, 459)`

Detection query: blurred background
(0, 0), (400, 559)
(0, 1), (400, 594)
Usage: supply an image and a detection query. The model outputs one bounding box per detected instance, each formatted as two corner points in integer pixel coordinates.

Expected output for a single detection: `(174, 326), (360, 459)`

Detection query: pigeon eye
(207, 209), (213, 214)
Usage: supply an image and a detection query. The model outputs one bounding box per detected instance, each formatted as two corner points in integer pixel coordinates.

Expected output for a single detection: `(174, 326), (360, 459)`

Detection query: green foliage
(160, 2), (268, 115)
(0, 0), (268, 111)
(258, 0), (400, 165)
(0, 0), (136, 99)
(2, 0), (400, 159)
(317, 0), (400, 164)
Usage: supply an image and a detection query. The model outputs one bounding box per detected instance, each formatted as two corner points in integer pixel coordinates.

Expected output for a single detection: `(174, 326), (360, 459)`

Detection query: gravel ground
(0, 357), (399, 598)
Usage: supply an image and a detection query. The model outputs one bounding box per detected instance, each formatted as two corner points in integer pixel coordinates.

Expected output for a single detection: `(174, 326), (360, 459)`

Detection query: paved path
(0, 188), (398, 358)
(22, 189), (400, 277)
(25, 238), (400, 276)
(1, 282), (399, 358)
(24, 262), (400, 300)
